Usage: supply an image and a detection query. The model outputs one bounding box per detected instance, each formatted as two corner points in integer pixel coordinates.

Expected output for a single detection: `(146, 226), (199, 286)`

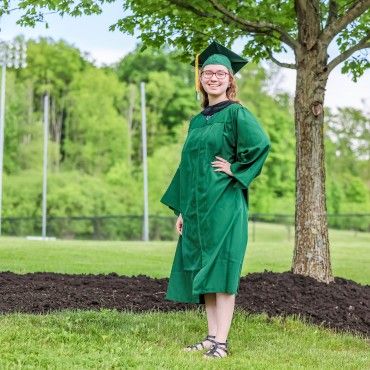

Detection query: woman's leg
(184, 293), (216, 351)
(204, 293), (217, 336)
(203, 293), (235, 357)
(215, 293), (235, 343)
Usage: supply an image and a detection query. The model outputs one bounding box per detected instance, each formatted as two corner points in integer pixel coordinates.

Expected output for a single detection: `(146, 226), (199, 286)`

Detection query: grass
(0, 309), (368, 369)
(0, 222), (369, 369)
(0, 222), (369, 284)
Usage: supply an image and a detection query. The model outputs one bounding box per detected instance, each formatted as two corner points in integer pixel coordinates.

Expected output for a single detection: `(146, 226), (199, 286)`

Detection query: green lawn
(0, 222), (369, 283)
(0, 310), (368, 369)
(0, 222), (369, 369)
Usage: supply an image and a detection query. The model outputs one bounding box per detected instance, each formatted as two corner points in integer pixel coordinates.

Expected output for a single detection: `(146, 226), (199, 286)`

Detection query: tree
(18, 38), (89, 169)
(326, 107), (370, 172)
(64, 66), (129, 174)
(115, 45), (198, 162)
(110, 0), (370, 283)
(5, 0), (369, 282)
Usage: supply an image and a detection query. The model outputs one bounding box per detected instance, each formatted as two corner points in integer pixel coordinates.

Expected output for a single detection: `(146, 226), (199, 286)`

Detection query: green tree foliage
(3, 71), (31, 174)
(325, 107), (370, 216)
(115, 45), (198, 162)
(0, 0), (114, 27)
(20, 38), (87, 97)
(115, 44), (193, 85)
(63, 66), (129, 174)
(325, 107), (370, 176)
(148, 124), (185, 216)
(237, 64), (295, 203)
(108, 0), (370, 281)
(1, 36), (368, 237)
(16, 38), (90, 168)
(109, 1), (370, 81)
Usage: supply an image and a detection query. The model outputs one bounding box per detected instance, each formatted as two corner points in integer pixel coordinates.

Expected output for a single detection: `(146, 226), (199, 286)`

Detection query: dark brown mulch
(0, 270), (368, 337)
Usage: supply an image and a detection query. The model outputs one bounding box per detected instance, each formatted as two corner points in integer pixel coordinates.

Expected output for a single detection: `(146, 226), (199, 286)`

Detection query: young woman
(160, 41), (271, 359)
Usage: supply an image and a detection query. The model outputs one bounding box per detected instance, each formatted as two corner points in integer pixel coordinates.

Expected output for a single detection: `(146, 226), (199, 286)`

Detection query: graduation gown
(160, 101), (271, 304)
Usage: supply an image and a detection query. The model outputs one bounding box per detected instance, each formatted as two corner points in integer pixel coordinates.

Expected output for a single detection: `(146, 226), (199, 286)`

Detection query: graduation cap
(191, 40), (248, 99)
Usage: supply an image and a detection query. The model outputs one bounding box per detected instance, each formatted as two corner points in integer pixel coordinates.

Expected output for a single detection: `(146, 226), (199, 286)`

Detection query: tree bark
(292, 41), (334, 283)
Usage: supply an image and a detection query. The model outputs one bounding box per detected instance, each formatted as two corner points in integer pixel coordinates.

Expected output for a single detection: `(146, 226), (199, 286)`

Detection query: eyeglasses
(200, 70), (229, 80)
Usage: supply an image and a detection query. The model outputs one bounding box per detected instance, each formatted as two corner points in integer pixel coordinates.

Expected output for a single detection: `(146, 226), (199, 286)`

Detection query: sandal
(183, 335), (216, 352)
(203, 340), (229, 358)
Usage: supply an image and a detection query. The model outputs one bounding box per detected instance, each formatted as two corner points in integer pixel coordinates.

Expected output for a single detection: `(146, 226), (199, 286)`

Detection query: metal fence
(2, 213), (369, 241)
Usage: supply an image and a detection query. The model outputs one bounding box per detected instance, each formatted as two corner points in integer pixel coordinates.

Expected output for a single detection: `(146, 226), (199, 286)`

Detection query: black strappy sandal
(183, 335), (216, 352)
(203, 340), (229, 358)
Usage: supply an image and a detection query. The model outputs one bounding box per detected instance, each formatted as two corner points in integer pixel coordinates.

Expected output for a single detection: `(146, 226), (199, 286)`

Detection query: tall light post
(0, 37), (27, 235)
(42, 94), (49, 239)
(27, 93), (55, 242)
(140, 82), (149, 242)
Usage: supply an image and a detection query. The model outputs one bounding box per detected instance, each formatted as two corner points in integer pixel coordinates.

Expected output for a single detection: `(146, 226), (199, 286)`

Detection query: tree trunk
(292, 43), (334, 283)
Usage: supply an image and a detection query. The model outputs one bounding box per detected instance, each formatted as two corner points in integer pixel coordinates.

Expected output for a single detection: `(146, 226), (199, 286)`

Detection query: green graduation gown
(160, 102), (271, 304)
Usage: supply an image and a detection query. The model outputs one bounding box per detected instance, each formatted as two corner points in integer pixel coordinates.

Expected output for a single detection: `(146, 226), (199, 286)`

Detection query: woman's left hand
(211, 156), (234, 177)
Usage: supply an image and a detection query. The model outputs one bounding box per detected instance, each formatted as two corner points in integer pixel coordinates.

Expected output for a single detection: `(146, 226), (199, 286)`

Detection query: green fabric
(160, 103), (271, 304)
(202, 54), (232, 72)
(191, 40), (248, 74)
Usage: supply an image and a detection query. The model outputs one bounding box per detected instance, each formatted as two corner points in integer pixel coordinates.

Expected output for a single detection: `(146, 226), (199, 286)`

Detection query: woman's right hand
(176, 213), (183, 235)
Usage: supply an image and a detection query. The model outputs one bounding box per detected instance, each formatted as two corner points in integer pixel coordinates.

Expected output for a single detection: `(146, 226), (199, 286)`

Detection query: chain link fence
(1, 213), (369, 241)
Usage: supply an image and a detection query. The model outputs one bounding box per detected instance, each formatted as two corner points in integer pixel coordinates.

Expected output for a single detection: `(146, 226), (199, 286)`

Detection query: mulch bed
(0, 270), (368, 337)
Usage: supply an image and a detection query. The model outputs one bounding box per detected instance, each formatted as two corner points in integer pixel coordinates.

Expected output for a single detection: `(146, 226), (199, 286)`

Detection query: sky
(0, 1), (369, 112)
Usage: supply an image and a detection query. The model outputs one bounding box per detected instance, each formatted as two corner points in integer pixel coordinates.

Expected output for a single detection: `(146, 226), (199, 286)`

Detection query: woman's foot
(183, 335), (216, 352)
(203, 340), (229, 358)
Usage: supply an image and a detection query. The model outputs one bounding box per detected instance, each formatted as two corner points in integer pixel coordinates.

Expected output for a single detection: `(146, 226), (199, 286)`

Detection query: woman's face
(200, 64), (230, 97)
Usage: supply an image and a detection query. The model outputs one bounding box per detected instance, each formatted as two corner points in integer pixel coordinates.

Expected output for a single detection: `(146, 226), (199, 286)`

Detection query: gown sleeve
(160, 165), (181, 216)
(230, 106), (271, 190)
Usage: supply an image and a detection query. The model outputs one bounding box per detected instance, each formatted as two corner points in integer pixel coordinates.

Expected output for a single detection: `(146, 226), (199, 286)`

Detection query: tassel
(195, 53), (200, 101)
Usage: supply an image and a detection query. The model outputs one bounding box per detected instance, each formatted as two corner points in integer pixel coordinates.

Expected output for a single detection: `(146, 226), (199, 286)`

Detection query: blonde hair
(199, 69), (240, 108)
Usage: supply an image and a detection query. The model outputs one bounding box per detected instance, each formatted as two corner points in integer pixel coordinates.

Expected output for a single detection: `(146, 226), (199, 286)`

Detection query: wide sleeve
(229, 106), (271, 190)
(160, 165), (181, 216)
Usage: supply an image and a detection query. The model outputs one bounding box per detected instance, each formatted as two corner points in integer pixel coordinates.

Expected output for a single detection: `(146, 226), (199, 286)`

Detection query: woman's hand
(211, 156), (234, 176)
(176, 213), (183, 235)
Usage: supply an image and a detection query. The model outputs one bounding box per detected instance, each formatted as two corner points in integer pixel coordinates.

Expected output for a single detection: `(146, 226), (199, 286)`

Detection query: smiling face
(200, 64), (230, 98)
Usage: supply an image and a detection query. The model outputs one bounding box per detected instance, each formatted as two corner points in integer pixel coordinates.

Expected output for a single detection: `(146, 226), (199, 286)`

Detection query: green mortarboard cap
(191, 40), (248, 74)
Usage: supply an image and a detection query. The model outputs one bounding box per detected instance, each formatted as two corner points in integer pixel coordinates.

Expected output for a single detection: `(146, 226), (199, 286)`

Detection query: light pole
(140, 82), (149, 242)
(42, 94), (49, 239)
(0, 37), (27, 235)
(27, 93), (55, 242)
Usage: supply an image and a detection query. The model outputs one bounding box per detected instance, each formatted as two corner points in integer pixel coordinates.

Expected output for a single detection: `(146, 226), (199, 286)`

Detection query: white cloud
(84, 48), (126, 66)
